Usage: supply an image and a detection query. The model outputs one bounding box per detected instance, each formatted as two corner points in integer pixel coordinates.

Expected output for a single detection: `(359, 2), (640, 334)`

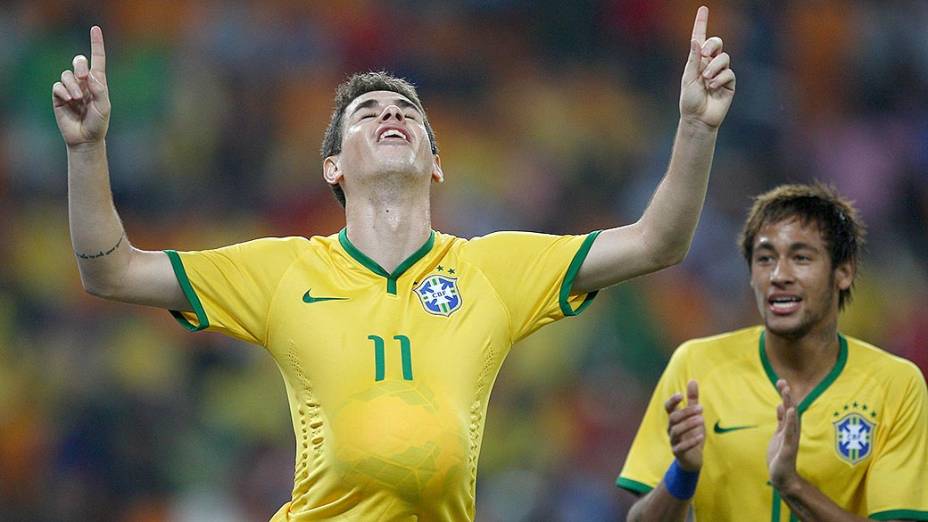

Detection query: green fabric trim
(339, 228), (390, 277)
(759, 331), (848, 414)
(615, 476), (653, 495)
(338, 228), (435, 295)
(165, 250), (209, 332)
(870, 509), (928, 520)
(559, 230), (602, 317)
(760, 330), (780, 391)
(771, 488), (781, 522)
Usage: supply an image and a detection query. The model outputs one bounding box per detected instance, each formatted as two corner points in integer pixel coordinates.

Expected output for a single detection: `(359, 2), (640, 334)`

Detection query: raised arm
(573, 6), (735, 293)
(53, 26), (188, 310)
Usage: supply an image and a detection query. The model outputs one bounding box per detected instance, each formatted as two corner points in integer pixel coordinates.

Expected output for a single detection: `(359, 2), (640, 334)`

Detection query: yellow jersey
(617, 326), (928, 521)
(166, 229), (599, 521)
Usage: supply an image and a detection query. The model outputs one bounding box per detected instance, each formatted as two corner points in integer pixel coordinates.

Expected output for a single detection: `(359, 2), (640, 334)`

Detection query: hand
(665, 380), (705, 472)
(767, 379), (801, 491)
(680, 6), (735, 129)
(52, 26), (111, 148)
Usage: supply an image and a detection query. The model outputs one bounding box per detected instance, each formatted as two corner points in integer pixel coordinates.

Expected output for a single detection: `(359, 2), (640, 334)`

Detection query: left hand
(680, 6), (736, 129)
(767, 379), (801, 491)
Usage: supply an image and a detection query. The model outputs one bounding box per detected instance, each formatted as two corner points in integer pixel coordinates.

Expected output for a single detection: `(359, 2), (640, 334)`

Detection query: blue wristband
(663, 460), (699, 500)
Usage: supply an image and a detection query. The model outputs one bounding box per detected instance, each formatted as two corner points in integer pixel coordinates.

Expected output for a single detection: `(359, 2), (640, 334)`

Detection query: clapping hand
(666, 380), (706, 472)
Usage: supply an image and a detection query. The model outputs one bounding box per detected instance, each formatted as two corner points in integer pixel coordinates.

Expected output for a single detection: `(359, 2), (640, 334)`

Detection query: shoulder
(461, 230), (544, 248)
(660, 326), (764, 382)
(844, 335), (927, 388)
(432, 230), (463, 248)
(458, 230), (593, 259)
(456, 231), (522, 261)
(244, 235), (314, 250)
(228, 235), (314, 260)
(175, 235), (312, 260)
(674, 325), (763, 362)
(185, 236), (327, 275)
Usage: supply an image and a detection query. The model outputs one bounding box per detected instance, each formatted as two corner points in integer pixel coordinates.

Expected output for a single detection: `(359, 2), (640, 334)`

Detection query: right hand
(679, 6), (735, 129)
(665, 380), (706, 472)
(52, 26), (110, 147)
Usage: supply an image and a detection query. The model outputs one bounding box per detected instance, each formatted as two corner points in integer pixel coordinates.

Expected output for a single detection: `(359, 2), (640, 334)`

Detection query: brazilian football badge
(833, 406), (876, 465)
(414, 274), (461, 317)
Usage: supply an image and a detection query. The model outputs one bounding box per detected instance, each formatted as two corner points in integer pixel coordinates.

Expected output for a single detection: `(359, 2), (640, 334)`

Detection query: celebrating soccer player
(54, 7), (735, 521)
(617, 184), (928, 521)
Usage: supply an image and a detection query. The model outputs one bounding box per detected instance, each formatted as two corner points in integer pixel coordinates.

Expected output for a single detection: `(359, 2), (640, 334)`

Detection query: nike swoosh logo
(713, 420), (758, 434)
(302, 290), (349, 303)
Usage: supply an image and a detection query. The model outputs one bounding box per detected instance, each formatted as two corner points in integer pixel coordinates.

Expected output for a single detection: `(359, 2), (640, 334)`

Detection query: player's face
(750, 218), (853, 340)
(327, 90), (440, 194)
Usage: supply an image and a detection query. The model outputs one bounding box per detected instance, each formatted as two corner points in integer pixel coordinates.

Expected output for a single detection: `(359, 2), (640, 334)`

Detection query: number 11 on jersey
(368, 335), (413, 381)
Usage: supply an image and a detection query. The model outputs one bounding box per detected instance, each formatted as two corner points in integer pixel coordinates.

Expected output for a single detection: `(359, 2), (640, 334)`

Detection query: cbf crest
(414, 275), (462, 317)
(834, 412), (875, 465)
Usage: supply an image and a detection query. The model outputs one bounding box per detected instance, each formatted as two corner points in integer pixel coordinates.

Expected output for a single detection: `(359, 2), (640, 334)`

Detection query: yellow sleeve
(616, 344), (691, 494)
(462, 230), (600, 342)
(866, 364), (928, 520)
(164, 237), (304, 346)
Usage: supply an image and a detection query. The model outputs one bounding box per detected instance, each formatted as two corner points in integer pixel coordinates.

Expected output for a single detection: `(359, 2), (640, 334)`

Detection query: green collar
(338, 228), (435, 295)
(759, 330), (848, 415)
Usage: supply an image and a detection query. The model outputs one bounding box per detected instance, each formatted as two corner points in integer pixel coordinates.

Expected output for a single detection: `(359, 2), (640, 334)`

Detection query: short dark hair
(738, 183), (866, 310)
(320, 71), (439, 207)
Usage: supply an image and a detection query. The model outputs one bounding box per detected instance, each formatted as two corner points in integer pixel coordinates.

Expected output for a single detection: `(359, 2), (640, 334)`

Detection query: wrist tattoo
(76, 233), (125, 259)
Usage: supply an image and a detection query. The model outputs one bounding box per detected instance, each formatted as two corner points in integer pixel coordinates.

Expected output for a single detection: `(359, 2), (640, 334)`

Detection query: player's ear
(323, 155), (342, 186)
(834, 260), (854, 291)
(431, 154), (444, 184)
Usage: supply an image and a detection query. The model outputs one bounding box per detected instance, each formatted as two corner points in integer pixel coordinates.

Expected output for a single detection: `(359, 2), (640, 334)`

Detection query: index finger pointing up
(90, 26), (106, 73)
(686, 380), (699, 406)
(691, 6), (708, 45)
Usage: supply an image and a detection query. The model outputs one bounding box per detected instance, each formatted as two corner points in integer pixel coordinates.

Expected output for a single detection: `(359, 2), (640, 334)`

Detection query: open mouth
(377, 128), (409, 143)
(768, 295), (802, 315)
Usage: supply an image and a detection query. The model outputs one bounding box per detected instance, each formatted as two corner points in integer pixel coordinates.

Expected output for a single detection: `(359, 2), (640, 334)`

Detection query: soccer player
(617, 184), (928, 521)
(54, 7), (735, 521)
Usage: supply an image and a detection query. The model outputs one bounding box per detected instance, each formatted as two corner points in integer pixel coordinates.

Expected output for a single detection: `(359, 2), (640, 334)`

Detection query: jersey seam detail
(462, 258), (516, 345)
(264, 237), (315, 347)
(468, 340), (497, 498)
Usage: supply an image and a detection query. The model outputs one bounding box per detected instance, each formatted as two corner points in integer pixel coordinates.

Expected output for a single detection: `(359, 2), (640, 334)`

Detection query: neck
(344, 179), (432, 273)
(764, 318), (840, 403)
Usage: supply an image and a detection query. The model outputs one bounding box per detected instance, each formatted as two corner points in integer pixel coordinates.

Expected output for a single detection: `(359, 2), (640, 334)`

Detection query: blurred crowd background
(2, 0), (927, 520)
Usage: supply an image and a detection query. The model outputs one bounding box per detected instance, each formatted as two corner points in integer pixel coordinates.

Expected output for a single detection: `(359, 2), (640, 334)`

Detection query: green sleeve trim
(165, 250), (209, 332)
(559, 230), (602, 317)
(870, 509), (928, 520)
(615, 476), (654, 495)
